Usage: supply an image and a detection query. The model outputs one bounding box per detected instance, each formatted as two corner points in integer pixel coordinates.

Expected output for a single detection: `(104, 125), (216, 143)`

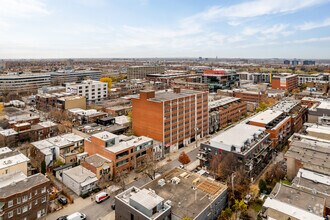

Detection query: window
(22, 195), (28, 202)
(17, 208), (21, 214)
(29, 203), (32, 210)
(35, 199), (38, 205)
(41, 197), (46, 203)
(17, 197), (21, 204)
(41, 187), (46, 193)
(8, 200), (13, 208)
(22, 205), (28, 213)
(8, 211), (13, 218)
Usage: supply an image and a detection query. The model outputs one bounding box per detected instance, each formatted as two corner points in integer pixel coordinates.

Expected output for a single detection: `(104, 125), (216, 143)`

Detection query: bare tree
(114, 170), (128, 191)
(142, 154), (158, 180)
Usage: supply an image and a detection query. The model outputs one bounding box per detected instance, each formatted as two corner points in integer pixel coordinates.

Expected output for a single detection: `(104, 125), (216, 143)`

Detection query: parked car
(244, 194), (252, 204)
(57, 216), (68, 220)
(66, 212), (86, 220)
(95, 192), (110, 203)
(58, 196), (68, 205)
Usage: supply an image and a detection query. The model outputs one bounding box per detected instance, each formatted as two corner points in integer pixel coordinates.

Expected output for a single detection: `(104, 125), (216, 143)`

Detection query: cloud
(292, 36), (330, 43)
(0, 0), (50, 18)
(297, 17), (330, 30)
(242, 24), (292, 40)
(183, 0), (328, 25)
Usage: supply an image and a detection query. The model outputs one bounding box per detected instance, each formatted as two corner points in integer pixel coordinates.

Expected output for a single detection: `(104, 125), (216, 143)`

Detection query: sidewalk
(44, 197), (93, 220)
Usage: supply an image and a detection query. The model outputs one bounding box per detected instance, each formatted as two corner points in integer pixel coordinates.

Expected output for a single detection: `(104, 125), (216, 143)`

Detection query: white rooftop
(0, 171), (27, 188)
(63, 165), (97, 184)
(130, 188), (164, 210)
(307, 124), (330, 135)
(106, 136), (152, 153)
(210, 124), (266, 152)
(115, 116), (130, 125)
(92, 131), (118, 141)
(263, 197), (324, 220)
(0, 152), (30, 170)
(297, 168), (330, 186)
(61, 133), (84, 142)
(271, 99), (299, 113)
(38, 121), (57, 128)
(249, 110), (283, 125)
(317, 101), (330, 110)
(0, 147), (12, 155)
(0, 129), (18, 136)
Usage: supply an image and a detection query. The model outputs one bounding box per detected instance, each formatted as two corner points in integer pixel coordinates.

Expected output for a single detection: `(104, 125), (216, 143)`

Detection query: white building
(62, 165), (98, 196)
(65, 80), (108, 104)
(0, 147), (30, 176)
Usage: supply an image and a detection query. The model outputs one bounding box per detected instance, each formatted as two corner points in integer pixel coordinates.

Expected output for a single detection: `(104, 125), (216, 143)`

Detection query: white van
(66, 212), (86, 220)
(95, 192), (110, 203)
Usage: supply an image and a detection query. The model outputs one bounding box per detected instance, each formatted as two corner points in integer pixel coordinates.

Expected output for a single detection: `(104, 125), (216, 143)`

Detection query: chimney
(173, 87), (181, 93)
(140, 90), (155, 100)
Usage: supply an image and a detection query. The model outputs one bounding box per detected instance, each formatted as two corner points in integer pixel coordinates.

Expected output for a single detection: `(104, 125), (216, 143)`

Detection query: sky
(0, 0), (330, 59)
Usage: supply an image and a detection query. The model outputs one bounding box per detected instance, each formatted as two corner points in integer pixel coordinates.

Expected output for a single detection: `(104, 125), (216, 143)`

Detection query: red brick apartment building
(209, 97), (247, 129)
(248, 110), (292, 148)
(132, 88), (208, 154)
(217, 89), (266, 103)
(271, 74), (298, 91)
(0, 172), (50, 220)
(84, 131), (154, 174)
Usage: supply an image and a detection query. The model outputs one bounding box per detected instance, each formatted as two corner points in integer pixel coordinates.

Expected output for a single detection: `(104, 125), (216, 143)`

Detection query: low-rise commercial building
(261, 182), (326, 220)
(199, 124), (272, 178)
(127, 65), (165, 79)
(297, 73), (328, 85)
(285, 135), (330, 180)
(68, 108), (108, 125)
(62, 165), (98, 196)
(0, 172), (50, 220)
(0, 73), (50, 94)
(50, 70), (101, 85)
(308, 99), (330, 123)
(117, 168), (228, 220)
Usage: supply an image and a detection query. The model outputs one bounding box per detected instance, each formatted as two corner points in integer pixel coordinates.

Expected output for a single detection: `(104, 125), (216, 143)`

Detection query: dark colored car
(56, 215), (68, 220)
(58, 196), (68, 205)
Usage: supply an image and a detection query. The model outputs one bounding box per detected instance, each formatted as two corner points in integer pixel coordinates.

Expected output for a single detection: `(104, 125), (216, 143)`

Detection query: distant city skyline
(1, 0), (330, 59)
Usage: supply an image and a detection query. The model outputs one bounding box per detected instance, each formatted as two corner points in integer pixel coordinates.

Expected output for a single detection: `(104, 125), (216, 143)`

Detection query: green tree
(258, 179), (267, 193)
(41, 160), (46, 174)
(181, 217), (191, 220)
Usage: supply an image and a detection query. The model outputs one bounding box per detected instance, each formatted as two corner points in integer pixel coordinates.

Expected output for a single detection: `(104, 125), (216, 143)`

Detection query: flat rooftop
(210, 124), (266, 150)
(0, 129), (18, 136)
(63, 165), (97, 184)
(307, 124), (330, 136)
(248, 110), (283, 125)
(106, 136), (152, 153)
(209, 97), (240, 109)
(130, 188), (164, 210)
(264, 183), (325, 219)
(285, 140), (330, 174)
(317, 100), (330, 110)
(142, 168), (227, 219)
(0, 151), (30, 169)
(0, 172), (49, 198)
(140, 89), (205, 102)
(271, 99), (299, 113)
(92, 131), (118, 141)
